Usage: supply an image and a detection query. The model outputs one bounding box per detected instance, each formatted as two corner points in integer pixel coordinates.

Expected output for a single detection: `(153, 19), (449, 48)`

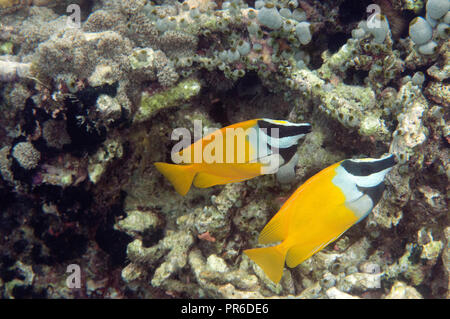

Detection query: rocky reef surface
(0, 0), (448, 298)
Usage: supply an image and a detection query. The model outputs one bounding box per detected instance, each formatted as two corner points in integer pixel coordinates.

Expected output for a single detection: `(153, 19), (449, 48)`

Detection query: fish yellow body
(0, 0), (19, 9)
(244, 154), (397, 284)
(154, 119), (311, 195)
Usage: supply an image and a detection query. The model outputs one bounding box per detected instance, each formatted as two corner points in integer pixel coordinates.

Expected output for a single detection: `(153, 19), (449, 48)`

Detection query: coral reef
(0, 0), (448, 299)
(0, 60), (31, 82)
(11, 141), (41, 170)
(134, 78), (201, 123)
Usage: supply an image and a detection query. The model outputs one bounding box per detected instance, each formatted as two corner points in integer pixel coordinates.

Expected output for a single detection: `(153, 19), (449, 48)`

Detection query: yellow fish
(154, 119), (311, 195)
(244, 154), (397, 284)
(0, 0), (19, 9)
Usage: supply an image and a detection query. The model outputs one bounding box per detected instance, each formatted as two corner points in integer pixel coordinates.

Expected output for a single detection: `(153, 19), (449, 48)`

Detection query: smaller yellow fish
(244, 154), (397, 284)
(154, 118), (311, 195)
(0, 0), (19, 9)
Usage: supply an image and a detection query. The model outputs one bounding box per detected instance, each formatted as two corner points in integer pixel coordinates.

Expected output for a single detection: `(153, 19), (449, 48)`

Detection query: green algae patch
(404, 0), (424, 13)
(0, 41), (13, 55)
(134, 78), (201, 123)
(318, 43), (355, 80)
(129, 48), (155, 70)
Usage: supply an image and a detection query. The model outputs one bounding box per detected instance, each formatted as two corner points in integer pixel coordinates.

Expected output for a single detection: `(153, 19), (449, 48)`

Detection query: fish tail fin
(154, 162), (197, 196)
(244, 243), (288, 284)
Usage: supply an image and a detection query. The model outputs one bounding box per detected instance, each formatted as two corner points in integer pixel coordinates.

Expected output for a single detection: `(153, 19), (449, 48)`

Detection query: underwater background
(0, 0), (448, 299)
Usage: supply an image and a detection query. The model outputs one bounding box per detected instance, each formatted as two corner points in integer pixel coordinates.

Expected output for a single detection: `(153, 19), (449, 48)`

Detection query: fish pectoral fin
(258, 211), (288, 245)
(154, 162), (196, 196)
(345, 194), (374, 222)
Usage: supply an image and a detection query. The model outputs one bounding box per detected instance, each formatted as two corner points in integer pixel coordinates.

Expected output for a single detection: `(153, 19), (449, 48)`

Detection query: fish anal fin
(244, 244), (287, 284)
(258, 211), (288, 245)
(284, 202), (360, 268)
(193, 164), (261, 188)
(285, 231), (344, 268)
(154, 162), (196, 196)
(193, 172), (244, 188)
(285, 243), (321, 268)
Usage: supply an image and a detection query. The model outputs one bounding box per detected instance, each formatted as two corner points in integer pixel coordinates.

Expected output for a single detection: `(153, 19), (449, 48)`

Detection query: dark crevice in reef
(11, 284), (48, 299)
(243, 0), (256, 8)
(9, 153), (37, 186)
(309, 30), (352, 70)
(338, 0), (372, 25)
(44, 229), (89, 263)
(30, 244), (52, 265)
(0, 209), (20, 237)
(402, 64), (434, 87)
(0, 254), (17, 282)
(65, 84), (118, 157)
(342, 69), (370, 86)
(24, 186), (133, 269)
(321, 120), (377, 156)
(234, 71), (261, 99)
(21, 97), (50, 137)
(203, 71), (263, 127)
(16, 98), (62, 160)
(327, 32), (350, 54)
(14, 83), (119, 178)
(74, 83), (118, 108)
(95, 220), (132, 268)
(50, 0), (95, 21)
(208, 71), (265, 126)
(57, 187), (94, 224)
(95, 195), (133, 268)
(209, 100), (229, 127)
(12, 239), (28, 254)
(142, 227), (165, 248)
(398, 10), (419, 38)
(29, 206), (90, 264)
(26, 186), (91, 265)
(0, 185), (15, 211)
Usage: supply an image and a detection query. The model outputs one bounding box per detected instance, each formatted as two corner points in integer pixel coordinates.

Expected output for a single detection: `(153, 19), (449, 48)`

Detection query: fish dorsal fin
(258, 210), (289, 245)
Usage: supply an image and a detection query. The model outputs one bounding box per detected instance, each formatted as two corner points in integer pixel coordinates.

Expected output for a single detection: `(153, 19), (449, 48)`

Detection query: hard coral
(12, 141), (40, 170)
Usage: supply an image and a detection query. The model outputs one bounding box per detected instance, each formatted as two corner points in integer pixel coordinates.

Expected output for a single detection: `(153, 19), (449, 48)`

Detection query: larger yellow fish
(244, 154), (397, 284)
(154, 119), (311, 196)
